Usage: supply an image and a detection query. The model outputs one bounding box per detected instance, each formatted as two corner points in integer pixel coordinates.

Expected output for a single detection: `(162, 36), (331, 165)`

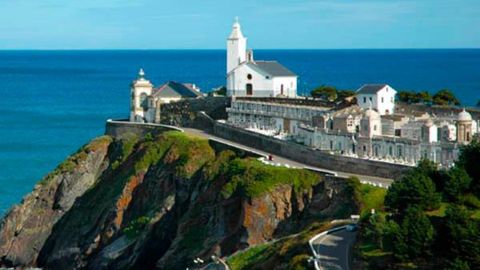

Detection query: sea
(0, 49), (479, 215)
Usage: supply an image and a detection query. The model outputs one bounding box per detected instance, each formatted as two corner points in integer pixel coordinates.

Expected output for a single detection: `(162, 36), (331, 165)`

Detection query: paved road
(183, 127), (393, 187)
(312, 229), (357, 270)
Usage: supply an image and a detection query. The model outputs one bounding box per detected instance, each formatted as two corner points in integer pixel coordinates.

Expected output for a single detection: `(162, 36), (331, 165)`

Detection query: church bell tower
(227, 17), (247, 74)
(130, 69), (153, 123)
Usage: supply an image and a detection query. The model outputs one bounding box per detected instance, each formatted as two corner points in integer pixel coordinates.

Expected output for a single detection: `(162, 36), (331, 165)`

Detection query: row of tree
(361, 141), (480, 269)
(309, 85), (355, 102)
(398, 89), (461, 106)
(310, 86), (467, 107)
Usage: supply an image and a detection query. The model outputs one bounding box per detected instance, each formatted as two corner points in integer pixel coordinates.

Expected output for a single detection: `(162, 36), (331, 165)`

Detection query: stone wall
(160, 97), (230, 127)
(213, 122), (411, 179)
(105, 120), (183, 138)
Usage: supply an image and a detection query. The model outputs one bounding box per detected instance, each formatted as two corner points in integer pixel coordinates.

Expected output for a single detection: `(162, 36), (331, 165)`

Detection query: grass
(112, 133), (139, 170)
(221, 158), (321, 199)
(426, 202), (449, 217)
(227, 222), (337, 270)
(358, 184), (387, 214)
(227, 242), (278, 270)
(39, 136), (113, 185)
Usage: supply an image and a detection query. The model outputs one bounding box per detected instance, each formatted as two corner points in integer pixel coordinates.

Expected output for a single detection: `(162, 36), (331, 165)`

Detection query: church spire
(229, 16), (244, 40)
(138, 68), (145, 79)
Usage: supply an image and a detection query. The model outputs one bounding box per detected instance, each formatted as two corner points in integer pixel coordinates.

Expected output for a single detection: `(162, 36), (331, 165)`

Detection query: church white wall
(272, 77), (297, 97)
(227, 38), (246, 74)
(227, 65), (274, 97)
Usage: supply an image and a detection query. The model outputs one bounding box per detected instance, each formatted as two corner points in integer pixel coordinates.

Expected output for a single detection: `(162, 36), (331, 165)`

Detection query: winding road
(312, 229), (357, 270)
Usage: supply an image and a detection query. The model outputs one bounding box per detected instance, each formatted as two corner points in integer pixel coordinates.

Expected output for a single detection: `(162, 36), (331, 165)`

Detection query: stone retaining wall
(213, 122), (411, 179)
(105, 120), (183, 138)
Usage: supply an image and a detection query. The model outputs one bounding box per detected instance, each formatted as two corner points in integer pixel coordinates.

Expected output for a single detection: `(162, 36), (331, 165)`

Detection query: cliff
(0, 131), (359, 269)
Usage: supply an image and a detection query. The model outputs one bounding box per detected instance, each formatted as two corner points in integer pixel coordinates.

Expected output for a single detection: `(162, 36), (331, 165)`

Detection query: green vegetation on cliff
(39, 136), (113, 185)
(356, 142), (480, 269)
(221, 158), (321, 199)
(2, 129), (368, 270)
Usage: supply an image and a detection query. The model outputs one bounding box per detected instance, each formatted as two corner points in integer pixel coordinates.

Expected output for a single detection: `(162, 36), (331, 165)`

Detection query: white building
(226, 18), (297, 98)
(356, 84), (397, 115)
(130, 69), (202, 123)
(226, 98), (331, 134)
(130, 69), (154, 123)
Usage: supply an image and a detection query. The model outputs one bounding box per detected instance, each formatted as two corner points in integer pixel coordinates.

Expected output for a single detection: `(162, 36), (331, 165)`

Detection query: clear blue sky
(1, 0), (479, 49)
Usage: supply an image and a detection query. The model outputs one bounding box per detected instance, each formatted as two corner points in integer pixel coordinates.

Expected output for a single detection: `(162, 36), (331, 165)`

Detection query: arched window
(247, 74), (252, 80)
(140, 93), (148, 110)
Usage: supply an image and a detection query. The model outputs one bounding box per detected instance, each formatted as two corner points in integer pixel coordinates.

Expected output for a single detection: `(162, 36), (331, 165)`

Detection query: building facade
(130, 69), (202, 123)
(226, 18), (297, 98)
(356, 84), (397, 115)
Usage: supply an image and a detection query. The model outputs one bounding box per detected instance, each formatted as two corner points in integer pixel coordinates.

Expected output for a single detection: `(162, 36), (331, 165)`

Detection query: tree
(415, 159), (449, 192)
(433, 89), (460, 106)
(385, 170), (441, 212)
(398, 207), (435, 259)
(398, 90), (432, 104)
(398, 91), (416, 103)
(444, 205), (480, 268)
(337, 90), (355, 100)
(417, 91), (432, 104)
(444, 167), (472, 202)
(457, 140), (480, 196)
(311, 85), (337, 101)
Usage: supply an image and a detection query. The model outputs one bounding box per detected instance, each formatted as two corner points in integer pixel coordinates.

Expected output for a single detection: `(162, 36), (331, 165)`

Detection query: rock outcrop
(0, 131), (358, 269)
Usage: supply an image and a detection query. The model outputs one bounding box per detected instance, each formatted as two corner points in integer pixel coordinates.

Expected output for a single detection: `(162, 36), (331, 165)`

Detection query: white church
(226, 18), (298, 98)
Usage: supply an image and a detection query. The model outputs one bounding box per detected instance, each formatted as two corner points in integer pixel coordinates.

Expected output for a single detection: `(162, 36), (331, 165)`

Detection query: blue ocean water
(0, 49), (479, 214)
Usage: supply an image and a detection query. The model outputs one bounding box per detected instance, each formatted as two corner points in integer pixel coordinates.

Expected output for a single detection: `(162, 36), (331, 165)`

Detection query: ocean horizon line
(0, 48), (479, 52)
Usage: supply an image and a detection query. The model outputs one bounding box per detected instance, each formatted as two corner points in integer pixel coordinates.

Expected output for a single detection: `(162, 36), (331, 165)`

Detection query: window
(389, 146), (393, 156)
(247, 74), (252, 80)
(330, 141), (333, 150)
(363, 97), (367, 103)
(381, 97), (384, 103)
(281, 84), (284, 95)
(369, 97), (373, 101)
(397, 145), (403, 157)
(374, 125), (377, 131)
(363, 145), (367, 152)
(246, 84), (253, 96)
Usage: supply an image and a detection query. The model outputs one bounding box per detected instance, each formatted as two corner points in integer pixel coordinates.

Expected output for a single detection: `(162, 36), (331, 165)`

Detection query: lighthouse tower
(227, 17), (247, 74)
(130, 68), (153, 122)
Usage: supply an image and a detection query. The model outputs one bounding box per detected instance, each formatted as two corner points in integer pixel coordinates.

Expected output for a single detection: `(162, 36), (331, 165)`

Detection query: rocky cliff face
(0, 131), (358, 269)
